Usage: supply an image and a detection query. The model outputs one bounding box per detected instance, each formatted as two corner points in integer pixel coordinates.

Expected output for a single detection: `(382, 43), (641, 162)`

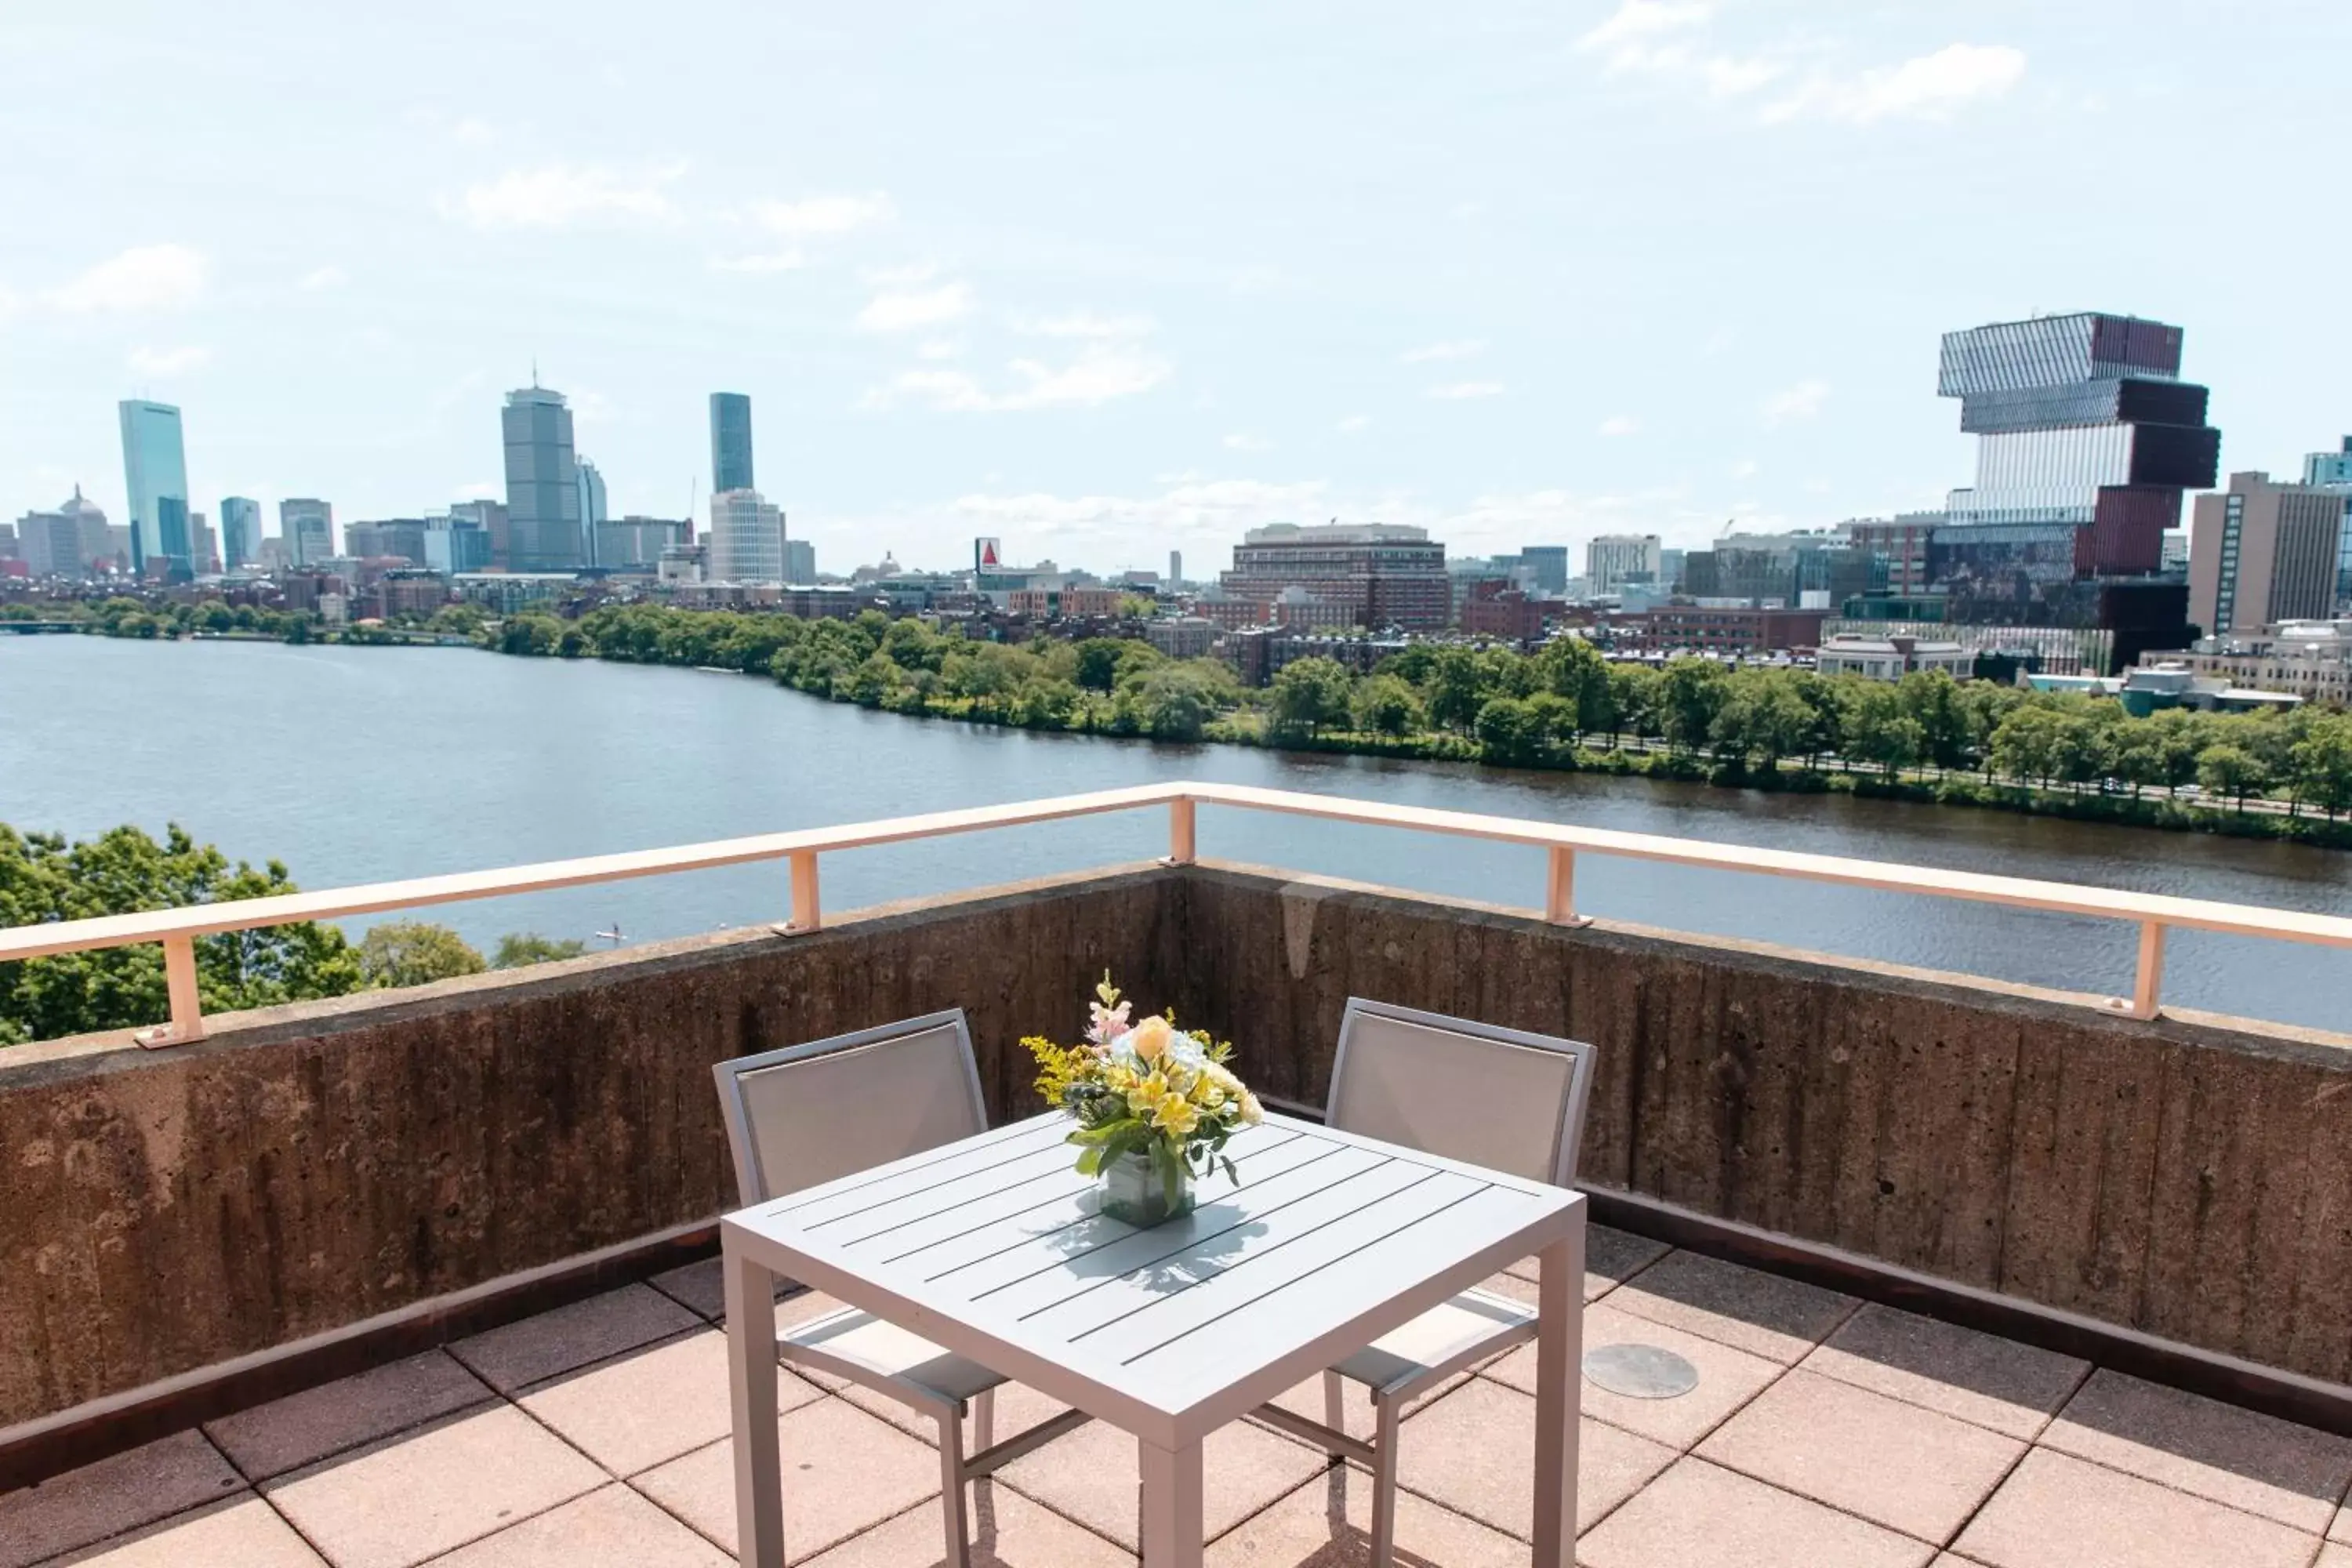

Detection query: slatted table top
(721, 1110), (1582, 1449)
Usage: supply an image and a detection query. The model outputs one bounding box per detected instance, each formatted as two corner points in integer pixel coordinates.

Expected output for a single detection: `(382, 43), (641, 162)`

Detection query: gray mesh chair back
(714, 1011), (986, 1207)
(1327, 998), (1595, 1186)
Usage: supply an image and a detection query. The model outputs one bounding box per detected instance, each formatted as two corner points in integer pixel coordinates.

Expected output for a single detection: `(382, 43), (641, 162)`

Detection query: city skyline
(4, 5), (2349, 576)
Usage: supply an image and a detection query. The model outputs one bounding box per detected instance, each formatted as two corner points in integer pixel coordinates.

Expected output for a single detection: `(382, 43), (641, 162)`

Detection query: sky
(3, 1), (2347, 579)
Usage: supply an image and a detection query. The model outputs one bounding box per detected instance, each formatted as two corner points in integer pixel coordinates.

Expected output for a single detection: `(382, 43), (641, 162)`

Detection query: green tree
(493, 932), (589, 967)
(1422, 647), (1497, 733)
(2288, 717), (2352, 820)
(1474, 696), (1542, 764)
(1268, 658), (1356, 739)
(358, 921), (488, 988)
(1710, 672), (1814, 771)
(1356, 674), (1425, 739)
(2196, 742), (2267, 814)
(1658, 659), (1729, 754)
(0, 824), (365, 1046)
(1604, 663), (1663, 750)
(1839, 684), (1924, 778)
(498, 614), (564, 655)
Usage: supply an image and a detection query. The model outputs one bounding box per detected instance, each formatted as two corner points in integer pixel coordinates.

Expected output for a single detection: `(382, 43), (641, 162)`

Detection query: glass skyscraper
(575, 459), (608, 564)
(2302, 437), (2352, 614)
(219, 496), (260, 572)
(118, 400), (191, 576)
(281, 499), (334, 566)
(502, 385), (582, 570)
(710, 392), (755, 496)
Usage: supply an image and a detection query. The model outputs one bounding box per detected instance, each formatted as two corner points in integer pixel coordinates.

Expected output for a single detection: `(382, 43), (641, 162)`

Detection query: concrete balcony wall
(5, 858), (2350, 1440)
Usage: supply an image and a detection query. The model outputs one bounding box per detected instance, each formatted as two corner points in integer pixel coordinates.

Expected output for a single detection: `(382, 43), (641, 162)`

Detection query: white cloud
(1400, 339), (1486, 363)
(856, 280), (972, 332)
(1764, 44), (2027, 124)
(445, 164), (684, 228)
(299, 266), (348, 292)
(1426, 381), (1505, 400)
(1336, 415), (1372, 434)
(1598, 415), (1641, 437)
(916, 339), (963, 361)
(709, 249), (805, 274)
(46, 244), (208, 314)
(1731, 459), (1759, 478)
(1580, 0), (1710, 53)
(127, 343), (211, 376)
(1223, 433), (1273, 452)
(866, 343), (1171, 412)
(750, 192), (894, 237)
(1579, 1), (1781, 99)
(451, 117), (497, 147)
(1025, 310), (1156, 339)
(1762, 378), (1830, 424)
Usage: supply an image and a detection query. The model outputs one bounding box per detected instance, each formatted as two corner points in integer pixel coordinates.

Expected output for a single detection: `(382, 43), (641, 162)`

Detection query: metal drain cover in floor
(1583, 1343), (1700, 1399)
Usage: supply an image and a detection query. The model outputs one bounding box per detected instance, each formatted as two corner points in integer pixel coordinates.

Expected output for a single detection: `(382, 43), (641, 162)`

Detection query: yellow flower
(1103, 1064), (1138, 1094)
(1127, 1015), (1174, 1063)
(1126, 1071), (1170, 1118)
(1238, 1091), (1265, 1127)
(1152, 1095), (1200, 1137)
(1195, 1082), (1226, 1111)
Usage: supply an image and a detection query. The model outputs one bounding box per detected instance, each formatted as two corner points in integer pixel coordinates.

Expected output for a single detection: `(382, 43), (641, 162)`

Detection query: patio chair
(1253, 997), (1597, 1568)
(713, 1011), (1089, 1568)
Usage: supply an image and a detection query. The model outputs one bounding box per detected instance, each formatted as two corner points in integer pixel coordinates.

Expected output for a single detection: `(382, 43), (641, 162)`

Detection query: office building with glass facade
(281, 499), (334, 566)
(1519, 545), (1570, 594)
(502, 385), (582, 570)
(708, 489), (785, 583)
(2303, 437), (2352, 613)
(710, 392), (755, 495)
(1584, 535), (1660, 595)
(220, 496), (260, 572)
(575, 459), (608, 564)
(117, 401), (191, 577)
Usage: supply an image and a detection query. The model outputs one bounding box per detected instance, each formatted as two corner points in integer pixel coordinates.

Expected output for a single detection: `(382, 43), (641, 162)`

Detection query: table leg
(725, 1242), (785, 1568)
(1530, 1216), (1585, 1568)
(1138, 1436), (1204, 1568)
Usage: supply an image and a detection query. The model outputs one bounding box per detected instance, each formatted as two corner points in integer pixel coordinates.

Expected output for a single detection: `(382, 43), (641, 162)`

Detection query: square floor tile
(2336, 1504), (2352, 1544)
(426, 1483), (731, 1567)
(804, 1480), (1138, 1567)
(0, 1430), (243, 1568)
(648, 1260), (806, 1322)
(451, 1284), (702, 1393)
(1602, 1250), (1858, 1365)
(1256, 1367), (1471, 1448)
(1503, 1225), (1669, 1301)
(262, 1403), (606, 1568)
(1800, 1305), (2088, 1441)
(520, 1328), (824, 1476)
(205, 1351), (494, 1480)
(633, 1396), (942, 1561)
(996, 1407), (1326, 1552)
(1381, 1377), (1671, 1540)
(1953, 1448), (2318, 1568)
(2321, 1546), (2352, 1568)
(1578, 1457), (1933, 1568)
(1207, 1466), (1530, 1567)
(1696, 1369), (2024, 1544)
(1486, 1301), (1781, 1451)
(837, 1377), (1078, 1457)
(2042, 1369), (2352, 1535)
(31, 1494), (324, 1568)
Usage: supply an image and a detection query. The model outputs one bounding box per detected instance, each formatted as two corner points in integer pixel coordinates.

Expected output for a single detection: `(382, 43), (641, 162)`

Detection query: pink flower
(1087, 999), (1133, 1045)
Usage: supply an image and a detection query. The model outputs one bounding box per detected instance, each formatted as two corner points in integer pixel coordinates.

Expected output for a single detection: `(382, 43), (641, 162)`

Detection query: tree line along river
(2, 633), (2347, 1032)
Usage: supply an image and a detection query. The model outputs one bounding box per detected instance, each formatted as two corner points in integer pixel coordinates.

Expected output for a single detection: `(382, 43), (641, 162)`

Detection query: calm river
(3, 636), (2347, 1030)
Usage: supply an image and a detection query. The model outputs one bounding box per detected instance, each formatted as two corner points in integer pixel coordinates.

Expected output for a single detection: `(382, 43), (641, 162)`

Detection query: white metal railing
(3, 781), (2347, 1047)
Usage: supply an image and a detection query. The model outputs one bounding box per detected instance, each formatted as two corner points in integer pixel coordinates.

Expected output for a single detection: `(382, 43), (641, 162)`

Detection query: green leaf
(1074, 1145), (1106, 1177)
(1220, 1155), (1240, 1186)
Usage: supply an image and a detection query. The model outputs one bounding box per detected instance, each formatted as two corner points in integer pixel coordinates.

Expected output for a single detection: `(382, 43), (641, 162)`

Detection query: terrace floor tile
(1206, 1465), (1531, 1567)
(423, 1483), (731, 1568)
(1799, 1305), (2089, 1441)
(260, 1403), (604, 1568)
(802, 1482), (1138, 1568)
(838, 1377), (1076, 1454)
(0, 1430), (243, 1568)
(1486, 1301), (1782, 1451)
(1696, 1368), (2024, 1544)
(1952, 1448), (2319, 1568)
(519, 1327), (824, 1477)
(1501, 1225), (1671, 1301)
(2041, 1368), (2352, 1535)
(1379, 1375), (1674, 1540)
(632, 1396), (942, 1562)
(30, 1494), (325, 1568)
(1601, 1249), (1860, 1365)
(449, 1283), (701, 1395)
(204, 1350), (494, 1480)
(1576, 1457), (1933, 1568)
(995, 1405), (1326, 1551)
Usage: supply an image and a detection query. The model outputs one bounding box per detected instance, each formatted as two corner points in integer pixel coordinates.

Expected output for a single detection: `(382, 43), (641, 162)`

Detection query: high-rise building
(1584, 535), (1661, 595)
(785, 538), (816, 583)
(575, 459), (608, 564)
(708, 489), (784, 583)
(1218, 521), (1450, 630)
(2188, 472), (2342, 637)
(2303, 437), (2352, 612)
(1936, 313), (2219, 577)
(16, 490), (101, 579)
(710, 392), (755, 495)
(220, 496), (260, 572)
(281, 499), (334, 566)
(1169, 550), (1183, 587)
(1519, 546), (1570, 594)
(594, 516), (689, 572)
(118, 400), (191, 576)
(445, 499), (510, 568)
(189, 513), (217, 574)
(502, 384), (582, 570)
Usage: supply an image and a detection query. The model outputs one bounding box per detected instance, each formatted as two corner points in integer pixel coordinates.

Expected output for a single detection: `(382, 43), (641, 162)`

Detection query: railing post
(788, 851), (822, 935)
(1544, 847), (1592, 929)
(2113, 920), (2165, 1020)
(1167, 798), (1196, 866)
(138, 935), (206, 1048)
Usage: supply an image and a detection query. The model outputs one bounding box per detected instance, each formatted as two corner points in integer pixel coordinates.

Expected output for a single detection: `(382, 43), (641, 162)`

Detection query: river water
(2, 636), (2347, 1030)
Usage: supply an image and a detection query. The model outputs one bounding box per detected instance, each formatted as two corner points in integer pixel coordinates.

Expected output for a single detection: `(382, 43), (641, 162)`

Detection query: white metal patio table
(722, 1110), (1586, 1567)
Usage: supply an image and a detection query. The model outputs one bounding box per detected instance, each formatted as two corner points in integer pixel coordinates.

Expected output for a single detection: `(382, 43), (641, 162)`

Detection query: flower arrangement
(1025, 974), (1263, 1225)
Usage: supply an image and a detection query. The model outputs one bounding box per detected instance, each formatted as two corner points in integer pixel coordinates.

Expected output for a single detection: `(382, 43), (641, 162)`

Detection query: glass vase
(1101, 1144), (1196, 1228)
